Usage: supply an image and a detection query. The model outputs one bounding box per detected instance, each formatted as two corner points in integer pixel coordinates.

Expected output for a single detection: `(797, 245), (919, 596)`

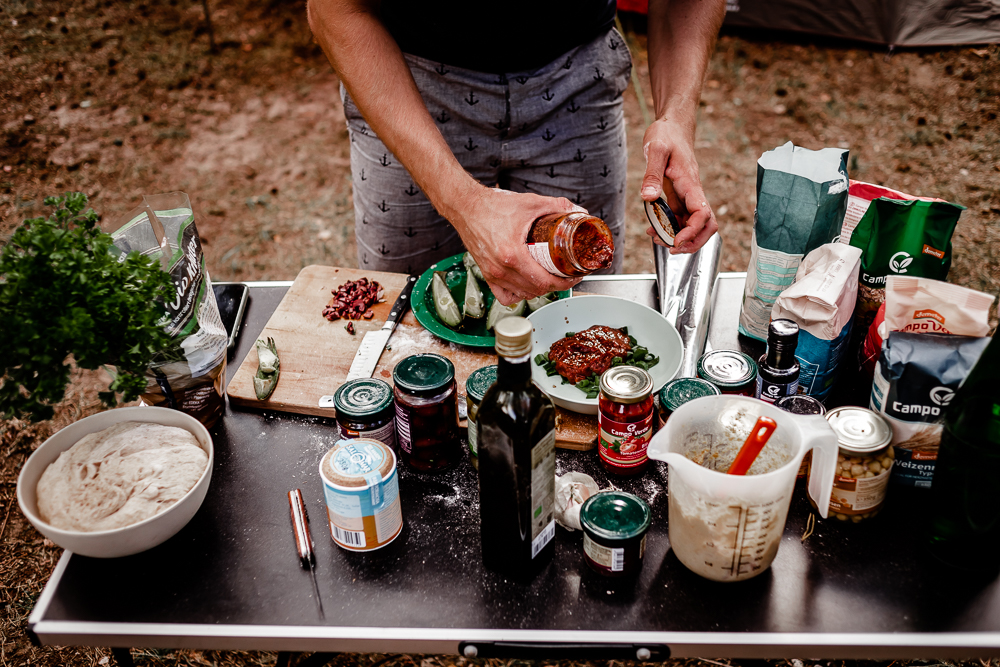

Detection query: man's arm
(306, 0), (581, 304)
(642, 0), (725, 254)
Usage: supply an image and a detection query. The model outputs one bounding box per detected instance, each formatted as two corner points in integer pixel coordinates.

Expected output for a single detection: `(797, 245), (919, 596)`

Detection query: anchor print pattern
(344, 30), (630, 275)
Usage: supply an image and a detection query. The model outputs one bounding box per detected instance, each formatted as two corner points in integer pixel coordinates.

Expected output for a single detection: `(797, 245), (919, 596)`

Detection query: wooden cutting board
(228, 265), (597, 449)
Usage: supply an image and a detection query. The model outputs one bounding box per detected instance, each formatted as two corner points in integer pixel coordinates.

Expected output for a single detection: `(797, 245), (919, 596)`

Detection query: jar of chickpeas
(808, 406), (894, 523)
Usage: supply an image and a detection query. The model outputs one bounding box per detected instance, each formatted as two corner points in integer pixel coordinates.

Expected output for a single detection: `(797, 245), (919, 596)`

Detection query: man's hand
(451, 184), (582, 306)
(640, 118), (718, 255)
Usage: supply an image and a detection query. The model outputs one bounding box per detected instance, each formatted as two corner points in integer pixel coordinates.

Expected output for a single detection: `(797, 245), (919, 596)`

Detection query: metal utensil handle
(288, 489), (315, 567)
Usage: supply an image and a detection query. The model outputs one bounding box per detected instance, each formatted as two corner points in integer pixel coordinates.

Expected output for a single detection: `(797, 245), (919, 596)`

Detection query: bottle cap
(768, 319), (800, 345)
(494, 316), (533, 357)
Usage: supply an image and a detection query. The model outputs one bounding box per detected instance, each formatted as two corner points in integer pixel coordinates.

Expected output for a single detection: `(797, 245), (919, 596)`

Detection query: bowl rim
(16, 406), (214, 538)
(527, 294), (684, 413)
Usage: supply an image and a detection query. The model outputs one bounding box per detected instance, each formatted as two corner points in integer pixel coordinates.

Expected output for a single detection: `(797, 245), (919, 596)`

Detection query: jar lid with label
(600, 366), (653, 405)
(393, 353), (455, 397)
(826, 406), (893, 454)
(321, 438), (395, 489)
(466, 365), (497, 403)
(580, 490), (651, 541)
(334, 378), (394, 418)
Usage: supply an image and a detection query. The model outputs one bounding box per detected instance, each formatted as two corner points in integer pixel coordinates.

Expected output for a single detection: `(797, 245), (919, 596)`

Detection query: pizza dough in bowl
(36, 421), (209, 532)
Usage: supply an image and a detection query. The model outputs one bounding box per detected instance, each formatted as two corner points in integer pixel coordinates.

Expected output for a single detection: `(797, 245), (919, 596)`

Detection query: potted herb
(0, 193), (175, 422)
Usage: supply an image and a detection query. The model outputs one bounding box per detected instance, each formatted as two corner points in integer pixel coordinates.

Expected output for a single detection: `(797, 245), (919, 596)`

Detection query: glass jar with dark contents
(393, 353), (461, 473)
(697, 350), (758, 396)
(776, 394), (826, 480)
(657, 377), (720, 430)
(526, 212), (615, 278)
(465, 364), (497, 470)
(335, 378), (396, 452)
(598, 366), (654, 476)
(580, 491), (652, 578)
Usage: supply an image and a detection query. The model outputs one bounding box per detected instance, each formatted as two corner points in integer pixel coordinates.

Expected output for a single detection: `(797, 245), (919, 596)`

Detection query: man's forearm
(647, 0), (726, 140)
(306, 0), (479, 224)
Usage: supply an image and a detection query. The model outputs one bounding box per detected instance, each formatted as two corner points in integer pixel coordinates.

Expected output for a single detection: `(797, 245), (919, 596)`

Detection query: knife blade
(318, 275), (417, 405)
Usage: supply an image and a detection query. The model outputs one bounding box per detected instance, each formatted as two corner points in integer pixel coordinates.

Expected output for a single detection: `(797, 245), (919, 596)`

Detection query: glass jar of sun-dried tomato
(526, 212), (615, 278)
(598, 366), (654, 477)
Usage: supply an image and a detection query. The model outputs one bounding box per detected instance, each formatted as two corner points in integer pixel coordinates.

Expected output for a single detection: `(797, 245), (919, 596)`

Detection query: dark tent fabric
(616, 0), (1000, 47)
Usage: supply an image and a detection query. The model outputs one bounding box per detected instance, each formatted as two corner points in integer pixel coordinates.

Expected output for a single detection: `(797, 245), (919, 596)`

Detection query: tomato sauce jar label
(598, 412), (653, 468)
(598, 366), (654, 475)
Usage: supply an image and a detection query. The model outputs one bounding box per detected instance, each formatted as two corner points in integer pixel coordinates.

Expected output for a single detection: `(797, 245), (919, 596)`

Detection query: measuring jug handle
(794, 414), (839, 520)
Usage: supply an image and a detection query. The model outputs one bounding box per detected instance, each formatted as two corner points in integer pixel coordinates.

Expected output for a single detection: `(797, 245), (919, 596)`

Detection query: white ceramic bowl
(16, 406), (214, 558)
(528, 295), (684, 414)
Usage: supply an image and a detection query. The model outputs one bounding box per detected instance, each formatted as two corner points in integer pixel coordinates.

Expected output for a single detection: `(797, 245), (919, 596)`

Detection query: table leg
(110, 647), (135, 667)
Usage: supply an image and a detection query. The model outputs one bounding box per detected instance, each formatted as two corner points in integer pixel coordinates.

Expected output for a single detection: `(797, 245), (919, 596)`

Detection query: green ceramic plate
(411, 253), (570, 348)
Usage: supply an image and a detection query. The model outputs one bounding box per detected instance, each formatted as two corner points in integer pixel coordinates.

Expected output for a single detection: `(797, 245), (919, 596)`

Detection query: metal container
(320, 438), (402, 551)
(697, 349), (758, 396)
(809, 406), (894, 523)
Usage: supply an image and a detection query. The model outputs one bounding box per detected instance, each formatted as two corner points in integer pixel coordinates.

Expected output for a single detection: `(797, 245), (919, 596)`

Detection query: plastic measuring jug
(647, 395), (838, 582)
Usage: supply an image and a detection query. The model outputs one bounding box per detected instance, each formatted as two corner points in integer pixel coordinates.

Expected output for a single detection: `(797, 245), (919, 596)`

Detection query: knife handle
(288, 489), (315, 568)
(383, 275), (418, 329)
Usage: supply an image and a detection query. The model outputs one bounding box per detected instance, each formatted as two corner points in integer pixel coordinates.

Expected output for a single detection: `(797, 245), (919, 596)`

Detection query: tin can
(580, 491), (651, 578)
(598, 366), (654, 476)
(393, 353), (461, 472)
(776, 394), (826, 480)
(657, 377), (720, 430)
(319, 438), (403, 551)
(697, 350), (758, 396)
(465, 365), (497, 469)
(335, 378), (396, 452)
(808, 407), (894, 523)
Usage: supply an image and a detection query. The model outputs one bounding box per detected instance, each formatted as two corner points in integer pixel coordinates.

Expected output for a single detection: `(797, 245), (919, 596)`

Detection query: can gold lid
(494, 316), (533, 357)
(320, 438), (395, 488)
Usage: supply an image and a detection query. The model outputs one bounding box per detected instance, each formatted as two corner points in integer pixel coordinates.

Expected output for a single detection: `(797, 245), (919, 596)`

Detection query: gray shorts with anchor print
(342, 27), (632, 277)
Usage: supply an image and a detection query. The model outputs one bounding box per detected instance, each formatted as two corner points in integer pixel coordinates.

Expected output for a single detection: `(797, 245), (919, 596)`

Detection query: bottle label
(598, 411), (654, 468)
(526, 242), (571, 278)
(584, 534), (625, 571)
(530, 429), (556, 558)
(467, 417), (478, 457)
(828, 467), (892, 514)
(340, 419), (396, 452)
(394, 403), (413, 454)
(756, 376), (798, 403)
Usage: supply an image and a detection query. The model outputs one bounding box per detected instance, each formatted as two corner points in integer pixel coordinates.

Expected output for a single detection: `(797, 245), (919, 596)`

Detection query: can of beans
(808, 407), (894, 523)
(319, 438), (403, 551)
(697, 350), (758, 396)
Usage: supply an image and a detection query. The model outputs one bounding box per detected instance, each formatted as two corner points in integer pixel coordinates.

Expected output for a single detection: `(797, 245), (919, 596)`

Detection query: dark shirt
(381, 0), (617, 74)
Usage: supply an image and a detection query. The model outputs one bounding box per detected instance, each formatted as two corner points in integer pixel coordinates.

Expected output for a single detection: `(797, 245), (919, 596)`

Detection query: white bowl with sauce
(16, 406), (213, 558)
(527, 295), (684, 414)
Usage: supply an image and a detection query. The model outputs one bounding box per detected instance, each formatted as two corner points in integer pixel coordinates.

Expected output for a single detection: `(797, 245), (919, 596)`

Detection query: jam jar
(598, 366), (655, 476)
(526, 212), (615, 278)
(657, 377), (720, 430)
(580, 491), (652, 578)
(776, 394), (826, 480)
(465, 364), (497, 470)
(697, 350), (758, 396)
(393, 353), (461, 472)
(334, 378), (396, 452)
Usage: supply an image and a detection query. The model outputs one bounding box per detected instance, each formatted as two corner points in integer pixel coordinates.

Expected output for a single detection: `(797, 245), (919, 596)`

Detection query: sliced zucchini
(462, 252), (485, 281)
(486, 297), (526, 331)
(432, 271), (462, 328)
(526, 291), (556, 312)
(463, 268), (485, 320)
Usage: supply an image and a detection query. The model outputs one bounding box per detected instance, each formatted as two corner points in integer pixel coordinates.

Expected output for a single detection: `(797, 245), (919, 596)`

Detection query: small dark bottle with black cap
(756, 319), (800, 404)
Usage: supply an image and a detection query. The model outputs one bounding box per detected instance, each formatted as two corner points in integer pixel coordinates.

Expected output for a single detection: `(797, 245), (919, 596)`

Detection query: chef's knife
(319, 275), (418, 407)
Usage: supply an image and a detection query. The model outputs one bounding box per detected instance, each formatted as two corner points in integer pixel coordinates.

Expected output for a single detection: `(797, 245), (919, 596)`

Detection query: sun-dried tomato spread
(547, 326), (632, 384)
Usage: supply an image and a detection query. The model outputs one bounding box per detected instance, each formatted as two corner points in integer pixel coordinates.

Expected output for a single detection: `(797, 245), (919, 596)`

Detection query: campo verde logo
(889, 251), (913, 274)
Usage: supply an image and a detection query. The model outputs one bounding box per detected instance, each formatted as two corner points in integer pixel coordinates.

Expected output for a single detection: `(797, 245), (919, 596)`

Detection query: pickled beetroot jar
(392, 354), (461, 473)
(580, 491), (651, 578)
(598, 366), (654, 476)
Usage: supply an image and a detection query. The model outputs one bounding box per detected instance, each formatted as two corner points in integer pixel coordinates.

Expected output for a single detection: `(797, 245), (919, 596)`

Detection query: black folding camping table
(27, 275), (1000, 664)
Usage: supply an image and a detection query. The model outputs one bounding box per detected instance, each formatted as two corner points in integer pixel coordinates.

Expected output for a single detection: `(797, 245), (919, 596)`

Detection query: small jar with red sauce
(597, 366), (654, 476)
(392, 353), (461, 473)
(526, 212), (615, 278)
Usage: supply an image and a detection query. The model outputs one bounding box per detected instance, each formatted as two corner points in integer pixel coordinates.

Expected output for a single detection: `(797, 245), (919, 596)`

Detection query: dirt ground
(1, 0), (999, 665)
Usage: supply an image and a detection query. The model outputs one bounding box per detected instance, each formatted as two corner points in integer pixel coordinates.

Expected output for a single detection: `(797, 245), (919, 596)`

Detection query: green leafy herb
(0, 193), (175, 421)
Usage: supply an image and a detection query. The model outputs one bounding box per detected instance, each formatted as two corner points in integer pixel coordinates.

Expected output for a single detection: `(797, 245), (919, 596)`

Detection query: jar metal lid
(659, 377), (720, 412)
(776, 394), (826, 416)
(826, 406), (893, 454)
(697, 350), (758, 388)
(600, 366), (653, 404)
(466, 365), (497, 402)
(580, 490), (652, 541)
(393, 353), (455, 396)
(643, 196), (682, 247)
(335, 378), (393, 418)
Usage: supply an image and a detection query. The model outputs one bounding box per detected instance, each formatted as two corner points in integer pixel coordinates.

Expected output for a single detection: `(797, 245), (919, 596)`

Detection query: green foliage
(0, 193), (175, 422)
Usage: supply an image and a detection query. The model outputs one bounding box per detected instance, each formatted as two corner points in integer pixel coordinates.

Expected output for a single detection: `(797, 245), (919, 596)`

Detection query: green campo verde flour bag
(738, 142), (850, 341)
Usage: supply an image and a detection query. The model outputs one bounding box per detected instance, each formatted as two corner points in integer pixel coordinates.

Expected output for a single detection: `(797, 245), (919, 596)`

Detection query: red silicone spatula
(727, 415), (778, 475)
